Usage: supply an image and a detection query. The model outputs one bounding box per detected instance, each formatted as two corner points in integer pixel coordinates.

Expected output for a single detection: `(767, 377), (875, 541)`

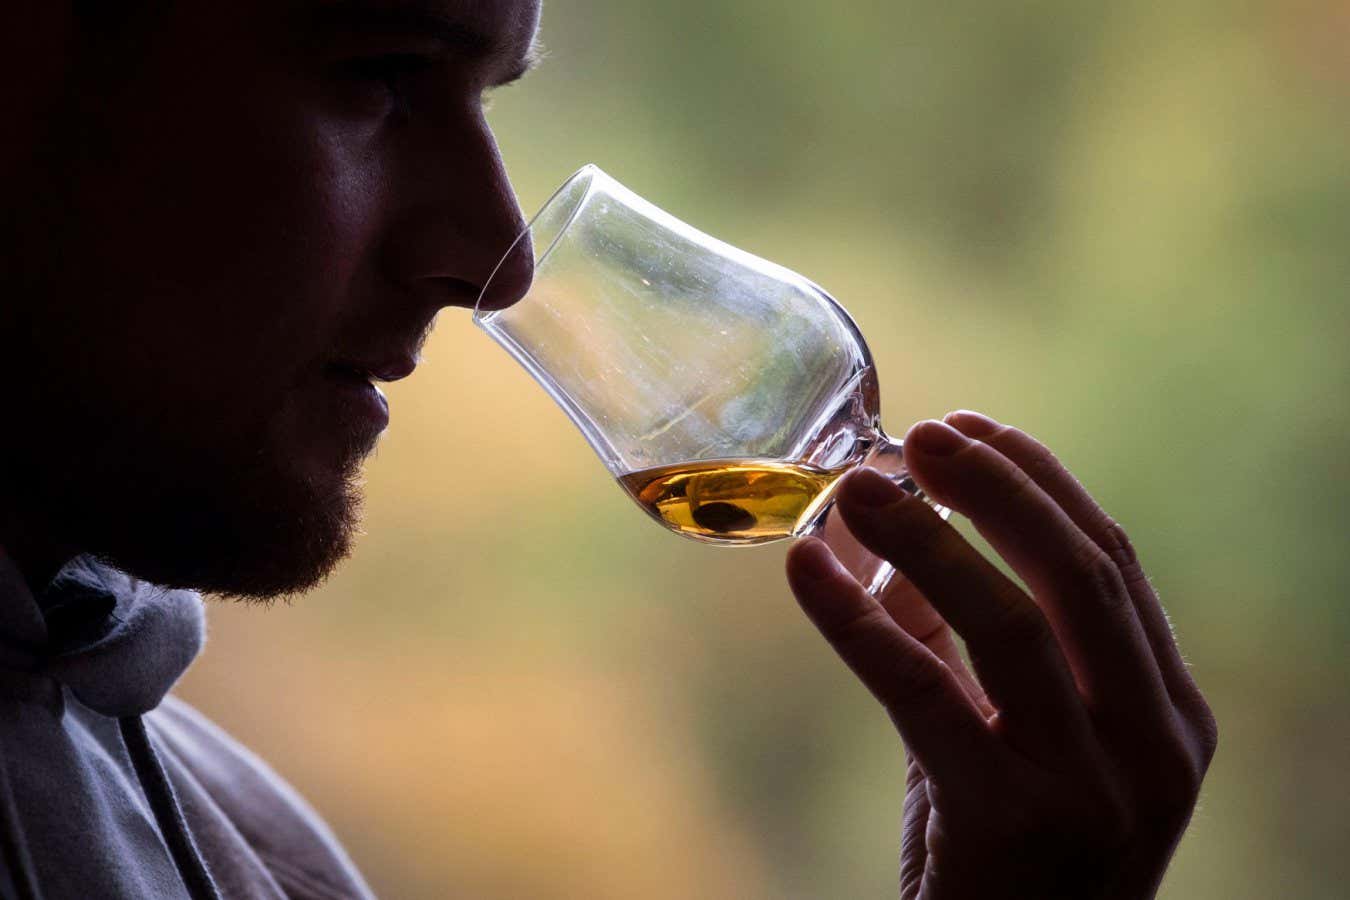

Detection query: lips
(321, 349), (418, 438)
(324, 363), (391, 432)
(330, 354), (417, 383)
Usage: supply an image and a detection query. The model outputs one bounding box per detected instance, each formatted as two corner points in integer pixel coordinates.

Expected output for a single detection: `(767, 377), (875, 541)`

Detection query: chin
(90, 440), (369, 603)
(126, 491), (360, 602)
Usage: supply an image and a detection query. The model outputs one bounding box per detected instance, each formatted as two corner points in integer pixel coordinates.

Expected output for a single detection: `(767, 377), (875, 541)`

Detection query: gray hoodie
(0, 553), (375, 899)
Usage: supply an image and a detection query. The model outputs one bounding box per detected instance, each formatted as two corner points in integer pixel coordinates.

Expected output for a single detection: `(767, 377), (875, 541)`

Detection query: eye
(338, 53), (439, 118)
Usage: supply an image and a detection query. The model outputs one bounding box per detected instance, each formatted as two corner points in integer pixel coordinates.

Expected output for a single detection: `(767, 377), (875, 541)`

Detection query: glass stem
(859, 429), (918, 496)
(804, 430), (948, 597)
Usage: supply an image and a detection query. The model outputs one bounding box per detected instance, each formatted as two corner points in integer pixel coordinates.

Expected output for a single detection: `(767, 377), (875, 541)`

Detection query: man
(0, 2), (1214, 898)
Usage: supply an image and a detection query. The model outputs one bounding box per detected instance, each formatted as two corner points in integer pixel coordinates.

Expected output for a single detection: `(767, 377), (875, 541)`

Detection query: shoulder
(147, 695), (375, 900)
(146, 695), (311, 820)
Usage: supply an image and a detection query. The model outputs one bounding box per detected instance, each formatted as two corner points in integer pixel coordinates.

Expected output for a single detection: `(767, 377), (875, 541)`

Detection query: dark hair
(71, 1), (169, 39)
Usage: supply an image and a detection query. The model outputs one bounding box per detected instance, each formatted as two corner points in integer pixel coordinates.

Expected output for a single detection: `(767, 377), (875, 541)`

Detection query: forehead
(296, 0), (541, 65)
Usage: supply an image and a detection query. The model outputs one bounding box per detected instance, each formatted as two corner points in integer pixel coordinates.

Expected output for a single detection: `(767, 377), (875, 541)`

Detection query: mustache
(330, 309), (441, 368)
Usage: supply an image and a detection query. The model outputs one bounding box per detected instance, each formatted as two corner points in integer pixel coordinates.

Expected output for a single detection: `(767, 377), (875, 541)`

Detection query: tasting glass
(475, 165), (946, 595)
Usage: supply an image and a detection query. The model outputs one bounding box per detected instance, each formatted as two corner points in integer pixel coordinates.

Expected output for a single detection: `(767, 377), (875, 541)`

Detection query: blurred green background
(178, 1), (1350, 897)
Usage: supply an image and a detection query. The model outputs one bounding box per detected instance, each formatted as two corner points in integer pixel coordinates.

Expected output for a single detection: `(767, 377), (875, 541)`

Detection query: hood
(0, 552), (205, 717)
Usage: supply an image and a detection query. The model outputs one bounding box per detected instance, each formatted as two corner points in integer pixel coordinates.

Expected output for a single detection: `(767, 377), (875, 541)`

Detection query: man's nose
(474, 229), (533, 312)
(383, 115), (534, 312)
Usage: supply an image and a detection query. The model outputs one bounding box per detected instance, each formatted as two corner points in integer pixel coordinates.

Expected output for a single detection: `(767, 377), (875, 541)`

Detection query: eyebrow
(306, 0), (543, 85)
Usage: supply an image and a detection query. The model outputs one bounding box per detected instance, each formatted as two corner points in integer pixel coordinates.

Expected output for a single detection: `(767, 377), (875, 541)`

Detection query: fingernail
(792, 538), (839, 581)
(907, 419), (969, 457)
(844, 466), (904, 507)
(944, 409), (1000, 438)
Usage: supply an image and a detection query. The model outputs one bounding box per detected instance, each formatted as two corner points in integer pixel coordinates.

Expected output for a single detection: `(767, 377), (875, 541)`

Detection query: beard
(4, 376), (373, 602)
(111, 439), (368, 604)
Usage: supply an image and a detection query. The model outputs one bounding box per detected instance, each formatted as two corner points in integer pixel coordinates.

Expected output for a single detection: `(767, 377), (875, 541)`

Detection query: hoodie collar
(0, 552), (204, 717)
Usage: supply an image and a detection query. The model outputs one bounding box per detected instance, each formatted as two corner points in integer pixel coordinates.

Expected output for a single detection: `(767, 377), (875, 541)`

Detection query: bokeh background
(178, 1), (1350, 897)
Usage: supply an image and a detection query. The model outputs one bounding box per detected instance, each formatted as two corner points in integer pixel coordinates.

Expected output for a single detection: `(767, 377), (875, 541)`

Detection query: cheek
(68, 84), (388, 396)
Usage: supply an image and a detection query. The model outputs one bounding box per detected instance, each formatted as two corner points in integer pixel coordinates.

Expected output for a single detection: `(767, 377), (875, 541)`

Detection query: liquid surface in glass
(618, 458), (849, 545)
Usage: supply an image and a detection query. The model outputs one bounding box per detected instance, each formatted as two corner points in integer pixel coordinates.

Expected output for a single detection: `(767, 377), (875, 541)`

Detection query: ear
(0, 3), (75, 172)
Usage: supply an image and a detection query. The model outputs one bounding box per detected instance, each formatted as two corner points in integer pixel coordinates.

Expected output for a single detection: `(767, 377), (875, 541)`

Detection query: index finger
(785, 537), (995, 785)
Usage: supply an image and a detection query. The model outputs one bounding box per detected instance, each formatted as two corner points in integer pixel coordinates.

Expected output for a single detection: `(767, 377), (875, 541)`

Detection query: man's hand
(785, 411), (1217, 900)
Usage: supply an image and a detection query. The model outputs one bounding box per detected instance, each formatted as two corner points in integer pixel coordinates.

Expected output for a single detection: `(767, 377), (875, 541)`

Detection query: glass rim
(473, 163), (601, 321)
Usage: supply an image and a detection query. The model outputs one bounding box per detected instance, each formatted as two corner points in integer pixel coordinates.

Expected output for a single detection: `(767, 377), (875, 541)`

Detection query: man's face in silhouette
(0, 1), (540, 598)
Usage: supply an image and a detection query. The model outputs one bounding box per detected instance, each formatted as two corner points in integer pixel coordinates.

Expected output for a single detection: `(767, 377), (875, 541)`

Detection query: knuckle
(901, 501), (961, 566)
(865, 640), (956, 718)
(1143, 728), (1210, 811)
(991, 463), (1041, 509)
(1097, 516), (1141, 573)
(1068, 533), (1128, 607)
(1191, 701), (1220, 766)
(1018, 439), (1066, 486)
(978, 421), (1039, 457)
(887, 657), (952, 710)
(827, 604), (894, 652)
(1161, 767), (1205, 816)
(1166, 748), (1205, 801)
(987, 595), (1051, 647)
